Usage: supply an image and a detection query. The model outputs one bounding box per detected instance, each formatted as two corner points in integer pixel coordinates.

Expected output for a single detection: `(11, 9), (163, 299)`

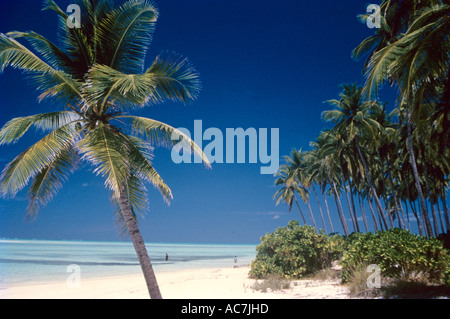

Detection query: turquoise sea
(0, 239), (256, 287)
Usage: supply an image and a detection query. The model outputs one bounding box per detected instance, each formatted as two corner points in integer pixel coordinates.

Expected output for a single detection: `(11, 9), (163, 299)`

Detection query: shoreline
(1, 266), (352, 299)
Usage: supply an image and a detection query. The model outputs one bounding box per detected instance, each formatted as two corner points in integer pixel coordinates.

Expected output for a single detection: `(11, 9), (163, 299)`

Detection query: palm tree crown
(0, 0), (209, 218)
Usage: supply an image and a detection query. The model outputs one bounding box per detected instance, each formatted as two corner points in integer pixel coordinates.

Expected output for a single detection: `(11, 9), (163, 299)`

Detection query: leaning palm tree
(0, 0), (210, 299)
(303, 150), (329, 233)
(274, 164), (307, 225)
(322, 84), (390, 230)
(305, 144), (335, 233)
(314, 130), (350, 235)
(282, 149), (318, 233)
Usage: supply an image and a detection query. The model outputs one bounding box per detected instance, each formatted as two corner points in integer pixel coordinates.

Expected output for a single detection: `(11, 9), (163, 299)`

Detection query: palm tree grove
(263, 0), (450, 295)
(1, 0), (450, 300)
(275, 1), (450, 239)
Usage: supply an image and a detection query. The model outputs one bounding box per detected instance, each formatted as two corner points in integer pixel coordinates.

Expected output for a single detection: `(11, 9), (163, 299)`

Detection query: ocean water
(0, 239), (256, 287)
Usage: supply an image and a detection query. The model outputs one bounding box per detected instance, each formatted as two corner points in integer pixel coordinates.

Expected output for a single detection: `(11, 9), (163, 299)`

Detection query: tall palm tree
(311, 131), (350, 235)
(322, 84), (390, 230)
(304, 146), (334, 233)
(355, 0), (450, 237)
(303, 150), (328, 233)
(0, 0), (210, 298)
(284, 149), (319, 233)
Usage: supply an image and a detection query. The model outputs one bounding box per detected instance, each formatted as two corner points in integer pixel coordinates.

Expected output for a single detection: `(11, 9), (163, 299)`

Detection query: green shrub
(340, 228), (450, 285)
(249, 221), (339, 279)
(250, 222), (450, 286)
(326, 232), (346, 261)
(442, 264), (450, 287)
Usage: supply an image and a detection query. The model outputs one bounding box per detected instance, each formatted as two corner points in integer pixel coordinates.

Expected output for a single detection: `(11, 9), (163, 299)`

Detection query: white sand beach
(1, 266), (351, 299)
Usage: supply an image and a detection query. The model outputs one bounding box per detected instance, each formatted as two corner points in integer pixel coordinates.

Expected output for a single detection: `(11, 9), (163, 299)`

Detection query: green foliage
(249, 221), (340, 279)
(251, 222), (450, 287)
(340, 228), (450, 284)
(443, 264), (450, 287)
(326, 233), (346, 261)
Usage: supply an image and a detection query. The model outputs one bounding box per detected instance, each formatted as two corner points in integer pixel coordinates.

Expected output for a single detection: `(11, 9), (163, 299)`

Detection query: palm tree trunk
(422, 158), (440, 237)
(386, 158), (405, 229)
(333, 194), (347, 236)
(437, 203), (445, 234)
(118, 188), (162, 299)
(396, 196), (406, 230)
(343, 184), (357, 233)
(306, 197), (318, 234)
(410, 200), (424, 237)
(367, 197), (379, 232)
(350, 188), (360, 232)
(332, 181), (349, 236)
(406, 110), (433, 238)
(386, 200), (395, 229)
(404, 200), (411, 231)
(312, 184), (327, 233)
(441, 193), (450, 233)
(380, 177), (394, 229)
(430, 201), (440, 237)
(356, 144), (389, 230)
(293, 195), (307, 225)
(392, 190), (405, 230)
(323, 191), (334, 233)
(358, 193), (369, 233)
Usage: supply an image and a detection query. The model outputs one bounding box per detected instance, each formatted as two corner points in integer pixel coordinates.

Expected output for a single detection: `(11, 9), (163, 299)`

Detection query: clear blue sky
(0, 0), (400, 243)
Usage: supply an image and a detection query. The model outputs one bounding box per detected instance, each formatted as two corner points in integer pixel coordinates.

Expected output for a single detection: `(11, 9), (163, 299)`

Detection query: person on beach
(165, 253), (169, 261)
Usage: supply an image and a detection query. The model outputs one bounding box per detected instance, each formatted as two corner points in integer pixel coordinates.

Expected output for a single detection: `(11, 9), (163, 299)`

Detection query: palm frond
(124, 115), (211, 167)
(361, 9), (447, 100)
(0, 33), (84, 104)
(0, 111), (82, 145)
(321, 109), (344, 123)
(84, 53), (201, 111)
(78, 123), (130, 195)
(352, 35), (381, 62)
(0, 33), (53, 73)
(145, 52), (201, 104)
(117, 132), (172, 203)
(26, 145), (78, 218)
(6, 31), (75, 73)
(42, 0), (94, 76)
(0, 124), (76, 197)
(83, 64), (158, 111)
(363, 39), (407, 98)
(109, 132), (173, 234)
(97, 0), (158, 73)
(406, 4), (450, 34)
(387, 20), (445, 104)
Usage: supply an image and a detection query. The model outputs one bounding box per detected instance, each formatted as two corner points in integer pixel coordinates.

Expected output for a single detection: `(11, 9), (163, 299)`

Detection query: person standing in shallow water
(165, 253), (169, 261)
